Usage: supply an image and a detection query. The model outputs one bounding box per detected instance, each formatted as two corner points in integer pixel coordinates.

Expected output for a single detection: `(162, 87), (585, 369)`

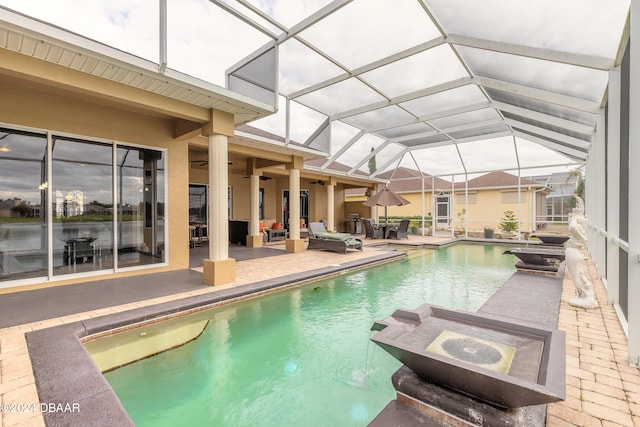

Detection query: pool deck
(1, 235), (639, 426)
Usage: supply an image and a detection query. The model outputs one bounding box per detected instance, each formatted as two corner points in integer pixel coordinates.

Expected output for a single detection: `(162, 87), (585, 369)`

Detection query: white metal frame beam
(447, 34), (614, 71)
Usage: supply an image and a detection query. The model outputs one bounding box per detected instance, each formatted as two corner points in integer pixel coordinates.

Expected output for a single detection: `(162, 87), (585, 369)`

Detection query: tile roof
(455, 171), (543, 190)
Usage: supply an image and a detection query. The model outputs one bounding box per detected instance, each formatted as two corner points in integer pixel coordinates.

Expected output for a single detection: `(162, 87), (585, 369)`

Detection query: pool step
(369, 400), (451, 426)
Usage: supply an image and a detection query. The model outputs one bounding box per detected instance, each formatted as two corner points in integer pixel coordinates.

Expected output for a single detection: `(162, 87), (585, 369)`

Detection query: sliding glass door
(0, 126), (166, 285)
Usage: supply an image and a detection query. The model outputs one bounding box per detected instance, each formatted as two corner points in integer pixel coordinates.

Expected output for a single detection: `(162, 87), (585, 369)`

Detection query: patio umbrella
(363, 187), (410, 225)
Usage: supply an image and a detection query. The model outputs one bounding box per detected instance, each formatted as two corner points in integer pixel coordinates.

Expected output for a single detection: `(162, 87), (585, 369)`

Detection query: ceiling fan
(243, 175), (272, 181)
(190, 160), (232, 166)
(310, 180), (325, 185)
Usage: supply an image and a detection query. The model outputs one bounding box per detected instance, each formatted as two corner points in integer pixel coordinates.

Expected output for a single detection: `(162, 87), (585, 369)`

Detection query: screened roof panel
(514, 128), (588, 157)
(457, 46), (609, 102)
(4, 0), (627, 179)
(359, 44), (469, 98)
(457, 136), (518, 173)
(485, 88), (597, 126)
(241, 0), (334, 28)
(427, 0), (629, 58)
(516, 138), (578, 169)
(356, 143), (406, 174)
(329, 121), (362, 153)
(297, 0), (441, 69)
(401, 134), (451, 147)
(336, 133), (386, 168)
(447, 124), (511, 140)
(502, 112), (592, 142)
(341, 106), (417, 130)
(0, 0), (159, 62)
(400, 85), (488, 118)
(278, 39), (345, 94)
(295, 78), (386, 116)
(428, 108), (502, 130)
(375, 122), (434, 140)
(401, 145), (466, 177)
(167, 0), (272, 86)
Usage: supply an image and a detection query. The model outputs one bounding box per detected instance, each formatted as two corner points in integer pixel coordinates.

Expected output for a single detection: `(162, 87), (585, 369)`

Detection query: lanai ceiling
(0, 0), (631, 180)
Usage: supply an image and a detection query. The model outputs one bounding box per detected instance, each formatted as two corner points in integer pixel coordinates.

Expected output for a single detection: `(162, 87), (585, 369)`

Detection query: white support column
(250, 174), (260, 235)
(286, 160), (304, 252)
(289, 169), (300, 240)
(628, 0), (640, 365)
(607, 68), (621, 305)
(201, 110), (235, 285)
(326, 180), (335, 232)
(246, 173), (263, 248)
(208, 133), (229, 261)
(370, 187), (378, 223)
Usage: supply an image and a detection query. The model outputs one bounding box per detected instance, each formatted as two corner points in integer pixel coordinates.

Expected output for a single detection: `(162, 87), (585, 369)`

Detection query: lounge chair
(307, 222), (363, 254)
(363, 218), (384, 239)
(387, 219), (410, 239)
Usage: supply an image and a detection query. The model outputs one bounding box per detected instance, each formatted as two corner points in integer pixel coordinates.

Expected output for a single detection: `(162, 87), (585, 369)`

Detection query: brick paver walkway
(547, 258), (640, 427)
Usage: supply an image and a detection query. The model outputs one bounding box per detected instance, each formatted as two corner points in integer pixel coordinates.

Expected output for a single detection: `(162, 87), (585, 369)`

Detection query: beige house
(347, 168), (550, 236)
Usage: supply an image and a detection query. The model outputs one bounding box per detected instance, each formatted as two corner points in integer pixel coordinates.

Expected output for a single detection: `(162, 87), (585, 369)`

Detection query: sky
(0, 0), (631, 179)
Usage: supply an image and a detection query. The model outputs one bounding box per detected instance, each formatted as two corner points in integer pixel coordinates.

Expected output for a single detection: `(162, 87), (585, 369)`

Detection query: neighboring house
(346, 168), (550, 234)
(0, 199), (22, 218)
(531, 172), (579, 223)
(451, 171), (550, 234)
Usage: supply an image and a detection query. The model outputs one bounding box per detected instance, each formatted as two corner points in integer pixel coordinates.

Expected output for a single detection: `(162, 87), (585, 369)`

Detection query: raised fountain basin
(371, 304), (565, 409)
(530, 233), (569, 246)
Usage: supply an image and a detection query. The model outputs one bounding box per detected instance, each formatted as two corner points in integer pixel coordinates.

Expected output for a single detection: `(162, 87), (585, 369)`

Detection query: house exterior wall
(1, 72), (192, 291)
(374, 188), (537, 233)
(454, 189), (533, 232)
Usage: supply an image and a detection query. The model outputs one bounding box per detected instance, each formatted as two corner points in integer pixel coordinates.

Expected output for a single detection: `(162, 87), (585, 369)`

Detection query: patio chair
(307, 222), (363, 254)
(387, 219), (410, 240)
(363, 218), (384, 239)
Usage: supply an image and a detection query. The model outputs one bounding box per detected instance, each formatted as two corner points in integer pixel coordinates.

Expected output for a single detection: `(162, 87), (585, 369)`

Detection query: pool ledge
(25, 250), (405, 426)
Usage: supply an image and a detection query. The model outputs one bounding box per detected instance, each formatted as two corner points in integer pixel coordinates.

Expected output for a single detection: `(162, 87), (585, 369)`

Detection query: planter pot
(410, 226), (419, 235)
(484, 228), (494, 238)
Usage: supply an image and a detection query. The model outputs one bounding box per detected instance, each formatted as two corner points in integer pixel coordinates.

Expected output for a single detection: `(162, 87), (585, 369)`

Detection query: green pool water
(103, 245), (516, 426)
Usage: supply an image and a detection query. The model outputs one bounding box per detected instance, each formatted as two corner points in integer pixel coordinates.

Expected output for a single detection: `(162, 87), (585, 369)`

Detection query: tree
(11, 203), (31, 218)
(499, 210), (518, 233)
(367, 147), (377, 174)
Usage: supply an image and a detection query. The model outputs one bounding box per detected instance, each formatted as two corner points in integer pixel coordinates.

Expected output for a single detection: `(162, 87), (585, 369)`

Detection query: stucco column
(286, 158), (304, 253)
(201, 110), (235, 285)
(326, 177), (336, 232)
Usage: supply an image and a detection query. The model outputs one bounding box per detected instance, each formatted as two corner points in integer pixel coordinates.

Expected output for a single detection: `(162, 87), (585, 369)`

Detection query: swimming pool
(92, 245), (517, 426)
